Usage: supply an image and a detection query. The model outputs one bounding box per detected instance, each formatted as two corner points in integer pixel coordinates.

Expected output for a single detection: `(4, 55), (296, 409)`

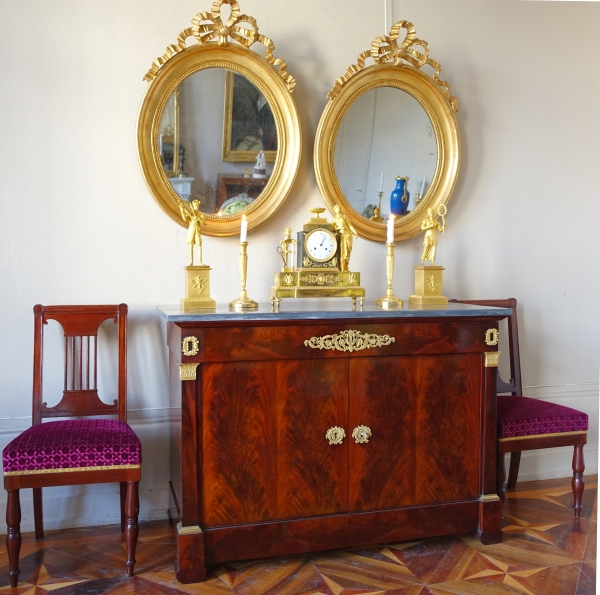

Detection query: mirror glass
(159, 68), (277, 216)
(334, 87), (437, 220)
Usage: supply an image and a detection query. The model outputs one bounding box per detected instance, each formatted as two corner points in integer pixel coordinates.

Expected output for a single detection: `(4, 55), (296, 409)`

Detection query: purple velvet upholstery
(2, 419), (141, 474)
(498, 395), (588, 440)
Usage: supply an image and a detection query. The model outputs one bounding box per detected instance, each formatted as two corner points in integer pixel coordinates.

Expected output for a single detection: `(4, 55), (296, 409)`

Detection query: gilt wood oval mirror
(314, 21), (460, 243)
(137, 0), (302, 236)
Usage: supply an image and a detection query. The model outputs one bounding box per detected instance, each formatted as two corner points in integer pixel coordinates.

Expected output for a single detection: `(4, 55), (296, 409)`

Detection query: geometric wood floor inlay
(0, 475), (596, 594)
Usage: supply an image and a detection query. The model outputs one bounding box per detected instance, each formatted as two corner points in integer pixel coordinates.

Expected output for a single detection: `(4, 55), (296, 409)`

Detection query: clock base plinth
(409, 265), (448, 306)
(270, 269), (365, 312)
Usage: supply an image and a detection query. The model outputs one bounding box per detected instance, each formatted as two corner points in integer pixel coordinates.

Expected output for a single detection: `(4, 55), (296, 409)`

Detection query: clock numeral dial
(305, 229), (337, 262)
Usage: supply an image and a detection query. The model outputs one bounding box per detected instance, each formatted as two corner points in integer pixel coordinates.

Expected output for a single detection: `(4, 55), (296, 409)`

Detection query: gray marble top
(158, 302), (511, 323)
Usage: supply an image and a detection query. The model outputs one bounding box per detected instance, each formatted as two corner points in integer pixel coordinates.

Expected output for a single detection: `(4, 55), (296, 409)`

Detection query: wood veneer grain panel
(348, 354), (481, 511)
(348, 356), (416, 510)
(201, 359), (348, 526)
(203, 501), (481, 564)
(275, 360), (348, 519)
(181, 321), (493, 364)
(415, 353), (481, 504)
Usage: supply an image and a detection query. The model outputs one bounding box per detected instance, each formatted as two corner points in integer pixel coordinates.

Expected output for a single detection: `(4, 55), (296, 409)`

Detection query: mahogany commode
(159, 302), (510, 583)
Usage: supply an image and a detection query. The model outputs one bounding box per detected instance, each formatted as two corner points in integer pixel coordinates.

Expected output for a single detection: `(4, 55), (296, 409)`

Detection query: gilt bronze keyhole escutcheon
(182, 336), (200, 356)
(485, 328), (499, 346)
(325, 426), (346, 445)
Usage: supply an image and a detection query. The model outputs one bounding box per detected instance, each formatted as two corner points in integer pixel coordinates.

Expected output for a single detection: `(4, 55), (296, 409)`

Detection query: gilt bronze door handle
(352, 425), (372, 444)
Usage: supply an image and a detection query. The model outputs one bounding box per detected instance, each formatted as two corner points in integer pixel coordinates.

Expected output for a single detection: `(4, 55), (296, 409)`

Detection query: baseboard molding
(523, 382), (599, 401)
(502, 447), (598, 483)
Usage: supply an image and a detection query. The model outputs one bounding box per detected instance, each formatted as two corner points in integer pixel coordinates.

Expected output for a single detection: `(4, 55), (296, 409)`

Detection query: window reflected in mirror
(161, 68), (278, 216)
(334, 87), (437, 220)
(158, 90), (179, 176)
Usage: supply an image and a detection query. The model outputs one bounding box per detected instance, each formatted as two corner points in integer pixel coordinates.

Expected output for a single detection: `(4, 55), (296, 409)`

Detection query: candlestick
(386, 214), (394, 243)
(375, 241), (403, 310)
(379, 171), (384, 193)
(229, 241), (258, 311)
(370, 191), (384, 222)
(240, 214), (248, 242)
(420, 175), (426, 198)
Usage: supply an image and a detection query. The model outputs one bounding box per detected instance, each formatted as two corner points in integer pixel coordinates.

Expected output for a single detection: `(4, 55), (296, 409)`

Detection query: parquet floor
(0, 475), (595, 595)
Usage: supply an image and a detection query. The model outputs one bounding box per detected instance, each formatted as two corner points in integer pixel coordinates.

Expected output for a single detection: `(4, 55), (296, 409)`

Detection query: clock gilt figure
(271, 207), (365, 311)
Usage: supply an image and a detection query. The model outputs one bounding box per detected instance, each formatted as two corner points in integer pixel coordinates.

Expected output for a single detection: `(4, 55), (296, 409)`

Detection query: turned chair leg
(496, 449), (506, 502)
(33, 487), (44, 541)
(6, 489), (22, 588)
(120, 482), (127, 533)
(124, 481), (139, 577)
(506, 451), (521, 490)
(572, 444), (585, 519)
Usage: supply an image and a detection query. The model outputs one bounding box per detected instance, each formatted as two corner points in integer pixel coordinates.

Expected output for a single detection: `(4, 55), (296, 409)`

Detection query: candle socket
(229, 241), (258, 311)
(375, 242), (404, 310)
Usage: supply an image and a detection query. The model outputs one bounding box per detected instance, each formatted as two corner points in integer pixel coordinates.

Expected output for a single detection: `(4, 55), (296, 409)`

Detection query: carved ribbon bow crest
(327, 21), (458, 112)
(144, 0), (295, 91)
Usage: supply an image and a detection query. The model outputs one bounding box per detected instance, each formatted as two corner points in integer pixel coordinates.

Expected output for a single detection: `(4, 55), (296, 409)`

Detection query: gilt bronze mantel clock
(270, 208), (365, 311)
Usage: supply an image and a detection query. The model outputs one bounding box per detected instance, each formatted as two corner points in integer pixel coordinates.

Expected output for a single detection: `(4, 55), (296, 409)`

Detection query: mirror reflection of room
(161, 68), (277, 215)
(334, 86), (436, 219)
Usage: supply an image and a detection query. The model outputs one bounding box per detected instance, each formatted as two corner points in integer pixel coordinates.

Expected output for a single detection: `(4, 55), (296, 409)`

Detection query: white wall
(0, 0), (598, 532)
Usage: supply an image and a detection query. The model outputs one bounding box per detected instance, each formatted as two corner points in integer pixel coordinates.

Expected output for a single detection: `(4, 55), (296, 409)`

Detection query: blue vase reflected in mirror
(390, 176), (410, 216)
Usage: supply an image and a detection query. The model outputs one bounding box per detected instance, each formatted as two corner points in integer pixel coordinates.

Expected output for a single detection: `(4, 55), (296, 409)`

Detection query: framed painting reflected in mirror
(222, 71), (277, 163)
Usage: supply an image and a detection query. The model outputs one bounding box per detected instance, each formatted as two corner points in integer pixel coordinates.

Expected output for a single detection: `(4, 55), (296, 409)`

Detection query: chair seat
(2, 419), (141, 475)
(498, 395), (588, 440)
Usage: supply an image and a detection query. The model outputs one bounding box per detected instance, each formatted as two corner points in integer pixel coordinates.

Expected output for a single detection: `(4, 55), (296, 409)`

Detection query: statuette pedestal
(181, 266), (216, 311)
(409, 265), (448, 306)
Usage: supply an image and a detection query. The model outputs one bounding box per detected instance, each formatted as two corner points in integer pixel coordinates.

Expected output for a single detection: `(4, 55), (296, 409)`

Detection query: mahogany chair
(450, 298), (588, 516)
(2, 304), (141, 588)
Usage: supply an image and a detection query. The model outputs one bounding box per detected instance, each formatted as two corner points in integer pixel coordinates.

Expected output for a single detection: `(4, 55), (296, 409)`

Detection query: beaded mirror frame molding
(137, 0), (302, 236)
(314, 21), (461, 242)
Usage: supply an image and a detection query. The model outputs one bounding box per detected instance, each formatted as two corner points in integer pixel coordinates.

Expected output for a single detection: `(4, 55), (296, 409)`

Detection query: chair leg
(496, 449), (506, 502)
(6, 489), (22, 588)
(120, 482), (127, 533)
(33, 487), (44, 541)
(572, 444), (585, 519)
(506, 451), (522, 489)
(124, 481), (139, 577)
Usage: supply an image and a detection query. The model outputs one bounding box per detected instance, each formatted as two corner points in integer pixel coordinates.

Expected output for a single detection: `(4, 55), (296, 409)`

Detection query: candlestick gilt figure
(278, 227), (296, 269)
(178, 197), (206, 266)
(420, 205), (447, 266)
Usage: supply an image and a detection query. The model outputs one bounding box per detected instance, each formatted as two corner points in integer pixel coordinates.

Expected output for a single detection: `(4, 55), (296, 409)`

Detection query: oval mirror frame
(314, 22), (460, 243)
(137, 1), (301, 236)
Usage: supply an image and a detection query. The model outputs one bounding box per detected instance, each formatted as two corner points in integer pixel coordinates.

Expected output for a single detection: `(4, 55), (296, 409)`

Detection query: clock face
(305, 228), (337, 262)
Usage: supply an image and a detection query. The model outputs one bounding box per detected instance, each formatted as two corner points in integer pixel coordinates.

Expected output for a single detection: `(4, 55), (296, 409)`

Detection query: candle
(420, 175), (426, 198)
(387, 214), (394, 244)
(240, 214), (248, 243)
(379, 172), (384, 193)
